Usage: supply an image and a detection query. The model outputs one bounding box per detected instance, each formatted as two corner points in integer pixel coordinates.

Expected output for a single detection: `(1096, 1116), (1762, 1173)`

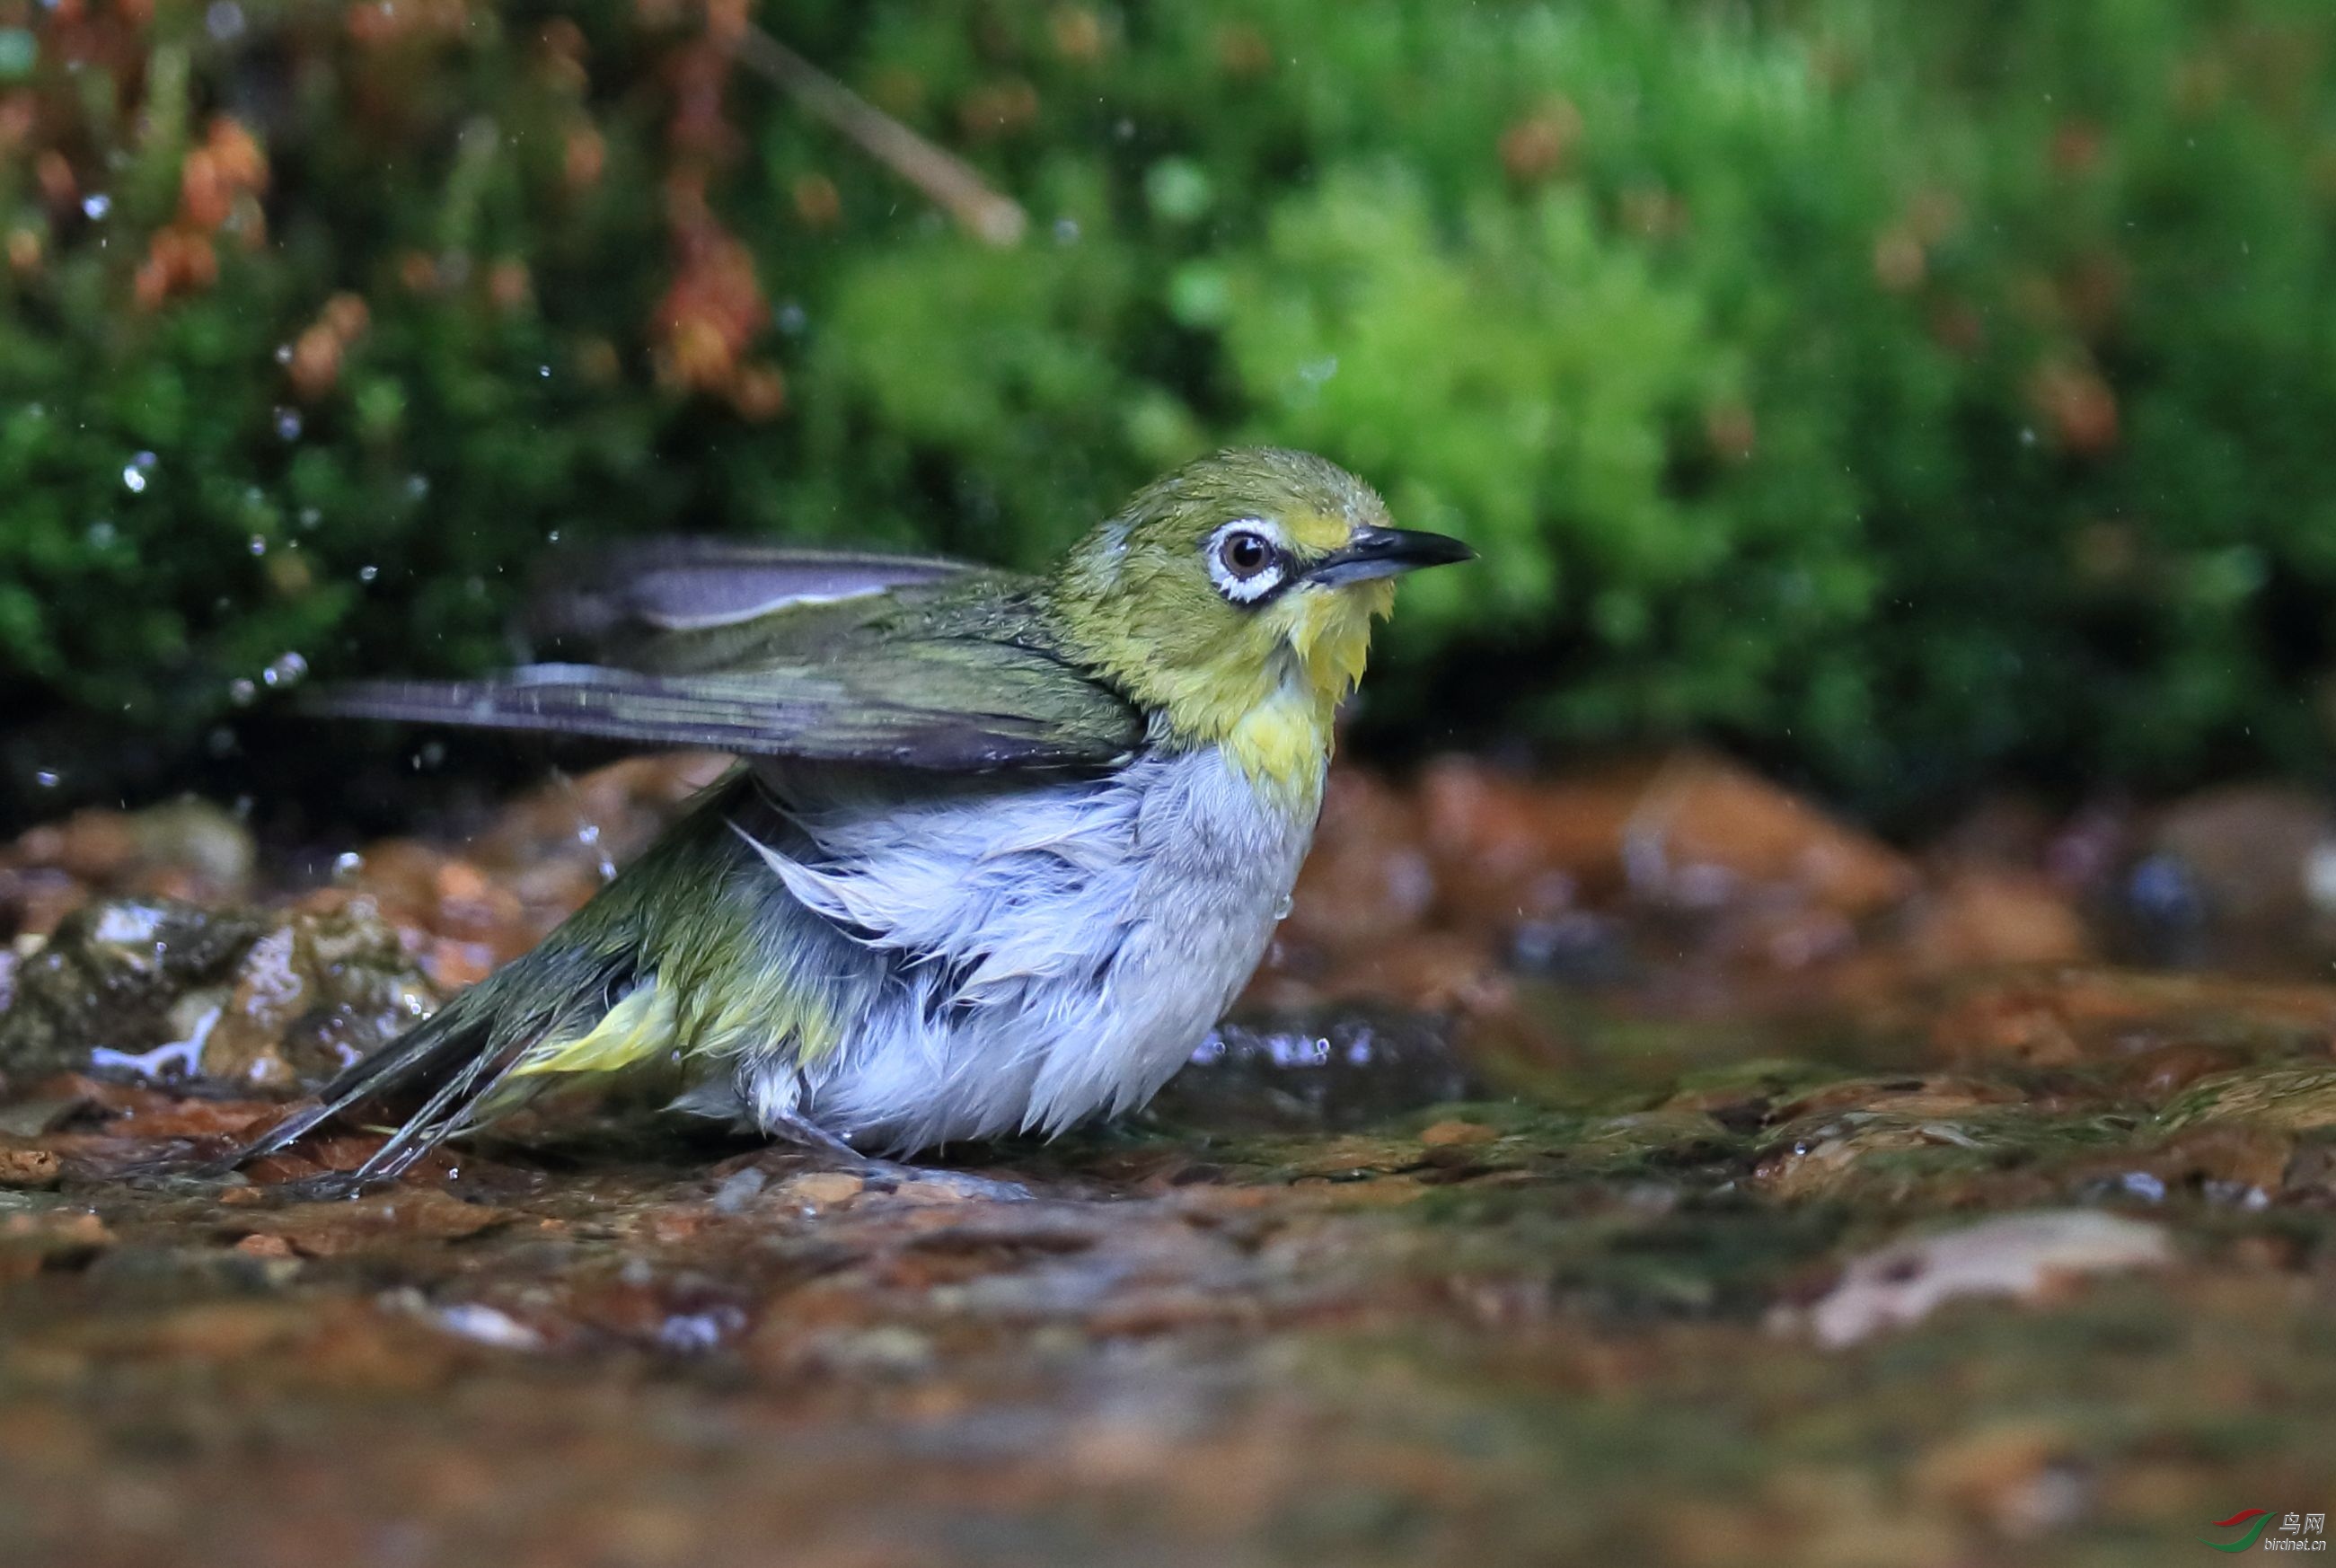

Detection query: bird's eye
(1206, 520), (1288, 603)
(1219, 530), (1275, 580)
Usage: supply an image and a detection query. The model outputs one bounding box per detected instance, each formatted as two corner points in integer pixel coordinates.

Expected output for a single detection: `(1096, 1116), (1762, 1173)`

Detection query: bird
(237, 448), (1472, 1187)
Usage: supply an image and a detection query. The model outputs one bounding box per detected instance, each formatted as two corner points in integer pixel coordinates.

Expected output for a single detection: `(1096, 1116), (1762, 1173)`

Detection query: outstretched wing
(310, 553), (1142, 771)
(524, 539), (974, 657)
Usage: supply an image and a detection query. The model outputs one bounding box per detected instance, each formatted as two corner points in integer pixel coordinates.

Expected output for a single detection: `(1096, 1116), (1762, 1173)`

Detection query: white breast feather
(727, 747), (1318, 1152)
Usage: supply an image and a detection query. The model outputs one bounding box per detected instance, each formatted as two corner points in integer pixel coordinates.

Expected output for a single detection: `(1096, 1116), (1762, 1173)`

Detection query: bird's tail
(234, 773), (755, 1186)
(232, 940), (636, 1184)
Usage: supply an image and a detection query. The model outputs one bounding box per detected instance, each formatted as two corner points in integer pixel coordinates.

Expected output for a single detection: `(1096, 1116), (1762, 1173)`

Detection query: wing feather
(314, 545), (1138, 771)
(527, 540), (973, 655)
(306, 647), (1141, 771)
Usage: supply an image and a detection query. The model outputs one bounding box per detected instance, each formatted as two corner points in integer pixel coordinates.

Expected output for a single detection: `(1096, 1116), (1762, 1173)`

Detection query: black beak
(1305, 526), (1477, 587)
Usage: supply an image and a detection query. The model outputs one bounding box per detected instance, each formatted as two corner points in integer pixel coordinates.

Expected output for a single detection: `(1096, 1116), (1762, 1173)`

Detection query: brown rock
(1418, 754), (1637, 926)
(1417, 1119), (1498, 1149)
(1619, 753), (1916, 917)
(199, 901), (437, 1089)
(11, 809), (137, 882)
(0, 1146), (62, 1188)
(2117, 1042), (2252, 1104)
(0, 897), (265, 1079)
(102, 1096), (281, 1140)
(1282, 769), (1433, 953)
(334, 753), (728, 970)
(772, 1172), (866, 1209)
(242, 1189), (512, 1258)
(347, 843), (536, 960)
(0, 1209), (111, 1281)
(1930, 794), (2061, 873)
(1926, 968), (2336, 1069)
(424, 859), (528, 947)
(1418, 751), (1914, 933)
(1899, 870), (2094, 974)
(1701, 903), (1860, 972)
(5, 797), (255, 918)
(0, 865), (88, 941)
(2146, 783), (2336, 927)
(1308, 931), (1508, 1013)
(0, 895), (435, 1093)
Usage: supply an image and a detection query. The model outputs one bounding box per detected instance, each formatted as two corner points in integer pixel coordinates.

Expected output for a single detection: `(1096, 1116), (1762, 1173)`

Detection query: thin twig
(736, 28), (1027, 248)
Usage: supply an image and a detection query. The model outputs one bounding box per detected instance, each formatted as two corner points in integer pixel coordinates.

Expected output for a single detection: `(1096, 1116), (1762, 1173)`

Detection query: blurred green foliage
(3, 0), (2333, 821)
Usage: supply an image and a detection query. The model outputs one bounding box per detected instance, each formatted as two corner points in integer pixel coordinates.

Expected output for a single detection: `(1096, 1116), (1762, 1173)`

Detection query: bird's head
(1047, 448), (1471, 799)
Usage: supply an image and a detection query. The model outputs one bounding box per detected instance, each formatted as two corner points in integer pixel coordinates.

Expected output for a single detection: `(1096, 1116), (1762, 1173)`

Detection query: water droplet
(2019, 426), (2038, 446)
(331, 850), (365, 878)
(260, 651), (308, 688)
(273, 407), (303, 440)
(357, 564), (379, 583)
(273, 342), (293, 365)
(298, 506), (321, 530)
(81, 192), (110, 220)
(32, 769), (60, 788)
(226, 677), (258, 706)
(1298, 355), (1339, 387)
(1115, 118), (1135, 140)
(406, 474), (430, 499)
(538, 364), (551, 378)
(85, 520), (115, 546)
(204, 0), (244, 40)
(1052, 216), (1081, 245)
(777, 302), (807, 335)
(248, 533), (268, 556)
(120, 463), (146, 493)
(1273, 893), (1293, 921)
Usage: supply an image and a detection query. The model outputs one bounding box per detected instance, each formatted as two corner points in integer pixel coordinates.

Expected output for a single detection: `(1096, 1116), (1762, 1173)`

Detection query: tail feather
(234, 940), (634, 1184)
(232, 772), (761, 1187)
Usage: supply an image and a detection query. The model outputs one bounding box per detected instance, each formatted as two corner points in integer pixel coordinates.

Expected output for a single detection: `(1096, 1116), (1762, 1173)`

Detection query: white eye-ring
(1207, 518), (1287, 603)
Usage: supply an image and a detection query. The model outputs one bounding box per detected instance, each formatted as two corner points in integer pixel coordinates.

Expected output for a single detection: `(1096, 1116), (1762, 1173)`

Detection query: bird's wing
(524, 539), (974, 657)
(310, 570), (1143, 771)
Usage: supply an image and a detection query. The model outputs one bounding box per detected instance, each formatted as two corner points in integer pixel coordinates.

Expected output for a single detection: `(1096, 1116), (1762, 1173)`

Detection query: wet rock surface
(0, 898), (269, 1080)
(0, 897), (436, 1091)
(2, 753), (2335, 1567)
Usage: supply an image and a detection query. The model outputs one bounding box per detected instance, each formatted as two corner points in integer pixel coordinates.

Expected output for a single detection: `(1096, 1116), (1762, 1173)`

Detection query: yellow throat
(1149, 576), (1395, 810)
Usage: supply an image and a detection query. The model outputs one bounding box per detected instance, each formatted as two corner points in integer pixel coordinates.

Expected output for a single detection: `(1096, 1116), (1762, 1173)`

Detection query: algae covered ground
(3, 753), (2335, 1566)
